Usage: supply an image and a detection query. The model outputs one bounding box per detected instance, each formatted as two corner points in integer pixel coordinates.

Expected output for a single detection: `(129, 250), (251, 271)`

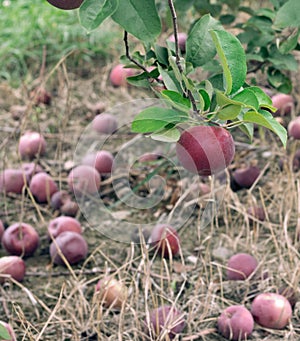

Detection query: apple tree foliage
(77, 0), (299, 148)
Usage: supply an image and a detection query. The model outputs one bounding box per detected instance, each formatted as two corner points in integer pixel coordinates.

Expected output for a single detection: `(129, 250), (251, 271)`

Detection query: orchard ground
(0, 5), (300, 341)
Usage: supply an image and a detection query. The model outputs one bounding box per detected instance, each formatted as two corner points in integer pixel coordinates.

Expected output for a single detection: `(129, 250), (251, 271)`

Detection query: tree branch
(123, 31), (148, 73)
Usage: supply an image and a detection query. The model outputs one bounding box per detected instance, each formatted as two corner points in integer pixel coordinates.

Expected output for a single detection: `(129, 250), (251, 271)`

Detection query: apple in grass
(231, 166), (260, 191)
(0, 256), (26, 283)
(92, 113), (118, 135)
(217, 305), (254, 341)
(226, 253), (258, 280)
(250, 293), (292, 329)
(68, 165), (101, 197)
(2, 223), (39, 257)
(272, 93), (294, 116)
(29, 172), (58, 203)
(95, 277), (127, 310)
(145, 305), (186, 339)
(176, 125), (235, 176)
(150, 224), (180, 258)
(18, 131), (46, 159)
(48, 216), (82, 239)
(81, 150), (114, 175)
(0, 169), (26, 194)
(288, 117), (300, 139)
(50, 231), (88, 265)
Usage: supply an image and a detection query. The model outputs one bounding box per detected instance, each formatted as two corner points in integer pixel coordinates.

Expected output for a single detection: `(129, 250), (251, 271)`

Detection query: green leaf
(151, 127), (181, 142)
(232, 88), (259, 110)
(244, 109), (287, 147)
(161, 90), (191, 109)
(186, 14), (223, 67)
(132, 107), (189, 133)
(274, 0), (300, 29)
(199, 89), (211, 111)
(111, 0), (161, 42)
(210, 29), (247, 94)
(154, 45), (169, 66)
(157, 65), (183, 94)
(278, 29), (300, 54)
(0, 324), (10, 340)
(217, 104), (242, 120)
(267, 67), (292, 93)
(79, 0), (119, 32)
(216, 91), (242, 107)
(238, 122), (254, 141)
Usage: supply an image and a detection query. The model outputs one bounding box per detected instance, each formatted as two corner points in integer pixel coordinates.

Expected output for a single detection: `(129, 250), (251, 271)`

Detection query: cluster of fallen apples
(0, 56), (298, 339)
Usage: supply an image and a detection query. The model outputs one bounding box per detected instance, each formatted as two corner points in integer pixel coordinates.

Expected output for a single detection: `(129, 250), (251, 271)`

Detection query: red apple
(0, 169), (26, 194)
(278, 286), (298, 309)
(168, 32), (187, 53)
(46, 0), (83, 10)
(92, 113), (118, 135)
(231, 166), (260, 190)
(288, 117), (300, 139)
(272, 93), (294, 116)
(2, 223), (39, 257)
(48, 216), (82, 239)
(18, 131), (46, 159)
(95, 277), (127, 309)
(68, 165), (101, 197)
(109, 64), (135, 87)
(82, 150), (114, 174)
(0, 256), (26, 283)
(176, 126), (235, 176)
(50, 231), (88, 265)
(0, 321), (16, 341)
(246, 206), (266, 223)
(146, 305), (186, 339)
(227, 253), (258, 280)
(50, 190), (71, 210)
(150, 224), (180, 258)
(21, 162), (44, 183)
(217, 305), (254, 341)
(250, 293), (292, 329)
(31, 87), (52, 106)
(60, 201), (79, 217)
(29, 172), (58, 203)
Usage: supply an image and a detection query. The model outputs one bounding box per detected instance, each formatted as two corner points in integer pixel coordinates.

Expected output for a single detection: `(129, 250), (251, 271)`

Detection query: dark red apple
(217, 305), (254, 341)
(18, 131), (46, 159)
(48, 216), (82, 239)
(145, 305), (186, 339)
(231, 166), (260, 191)
(50, 190), (71, 210)
(109, 64), (135, 87)
(95, 277), (127, 309)
(227, 253), (258, 280)
(278, 286), (298, 309)
(0, 169), (26, 194)
(250, 293), (292, 329)
(247, 206), (266, 223)
(288, 117), (300, 139)
(29, 172), (58, 203)
(150, 224), (180, 258)
(46, 0), (83, 10)
(68, 165), (101, 196)
(31, 87), (52, 106)
(0, 256), (26, 283)
(50, 231), (88, 265)
(60, 201), (79, 217)
(176, 125), (235, 176)
(81, 150), (114, 174)
(92, 113), (118, 135)
(2, 223), (39, 257)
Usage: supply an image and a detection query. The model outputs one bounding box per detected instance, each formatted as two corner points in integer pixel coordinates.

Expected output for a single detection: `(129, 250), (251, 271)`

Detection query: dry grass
(0, 55), (299, 341)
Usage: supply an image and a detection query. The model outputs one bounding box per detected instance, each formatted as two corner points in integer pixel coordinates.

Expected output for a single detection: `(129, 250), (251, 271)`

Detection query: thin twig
(123, 31), (148, 73)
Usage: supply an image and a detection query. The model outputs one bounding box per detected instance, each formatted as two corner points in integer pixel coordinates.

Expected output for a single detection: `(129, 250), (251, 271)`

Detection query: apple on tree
(46, 0), (83, 10)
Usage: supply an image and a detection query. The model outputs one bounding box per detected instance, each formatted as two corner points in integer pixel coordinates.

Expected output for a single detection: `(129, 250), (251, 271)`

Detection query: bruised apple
(92, 113), (118, 135)
(46, 0), (83, 10)
(0, 256), (26, 283)
(95, 277), (127, 309)
(18, 131), (46, 159)
(109, 64), (135, 87)
(68, 165), (101, 197)
(176, 126), (235, 176)
(29, 172), (58, 203)
(250, 293), (292, 329)
(2, 223), (39, 257)
(227, 253), (258, 280)
(217, 305), (254, 341)
(145, 305), (186, 339)
(50, 231), (88, 265)
(150, 224), (180, 258)
(48, 216), (82, 239)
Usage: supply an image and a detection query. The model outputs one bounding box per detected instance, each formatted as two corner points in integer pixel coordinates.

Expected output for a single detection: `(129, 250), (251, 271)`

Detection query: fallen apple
(0, 256), (26, 283)
(48, 216), (82, 239)
(68, 165), (101, 197)
(2, 222), (39, 257)
(50, 231), (88, 265)
(217, 305), (254, 341)
(92, 113), (118, 135)
(150, 224), (180, 258)
(250, 293), (292, 329)
(227, 253), (258, 280)
(95, 277), (127, 309)
(176, 125), (235, 176)
(81, 150), (114, 174)
(288, 117), (300, 139)
(272, 93), (294, 116)
(29, 172), (58, 203)
(0, 169), (26, 194)
(18, 131), (46, 159)
(231, 166), (260, 191)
